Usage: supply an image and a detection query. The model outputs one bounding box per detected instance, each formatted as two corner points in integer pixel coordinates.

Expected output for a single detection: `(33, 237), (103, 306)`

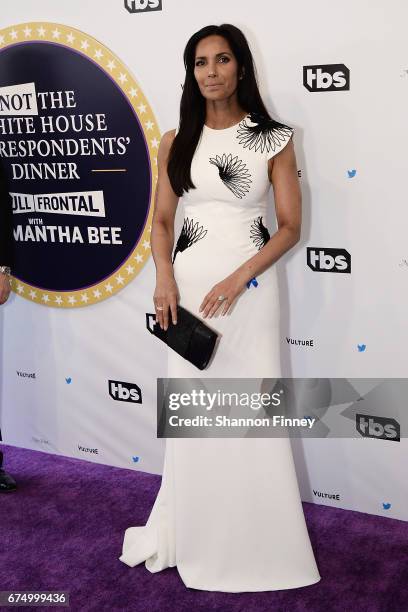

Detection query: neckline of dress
(203, 112), (250, 132)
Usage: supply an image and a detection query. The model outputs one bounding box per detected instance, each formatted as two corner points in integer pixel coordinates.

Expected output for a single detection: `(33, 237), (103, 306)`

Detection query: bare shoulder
(158, 129), (177, 160)
(267, 138), (296, 181)
(160, 128), (177, 146)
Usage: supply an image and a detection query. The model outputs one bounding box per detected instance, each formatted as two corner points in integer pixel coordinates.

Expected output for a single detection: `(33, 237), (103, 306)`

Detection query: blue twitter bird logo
(246, 277), (258, 289)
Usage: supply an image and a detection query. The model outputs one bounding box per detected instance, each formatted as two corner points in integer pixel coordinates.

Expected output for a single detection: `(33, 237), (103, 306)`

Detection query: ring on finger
(209, 299), (225, 317)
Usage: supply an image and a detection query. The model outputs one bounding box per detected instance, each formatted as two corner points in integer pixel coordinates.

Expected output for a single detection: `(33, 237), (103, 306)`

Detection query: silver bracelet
(0, 266), (11, 276)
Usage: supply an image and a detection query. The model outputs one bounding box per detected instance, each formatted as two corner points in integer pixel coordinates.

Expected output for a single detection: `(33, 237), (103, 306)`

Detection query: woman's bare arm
(234, 139), (301, 283)
(150, 129), (180, 329)
(150, 129), (179, 274)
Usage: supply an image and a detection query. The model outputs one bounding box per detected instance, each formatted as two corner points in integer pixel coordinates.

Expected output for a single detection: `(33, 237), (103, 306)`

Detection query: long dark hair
(167, 23), (274, 197)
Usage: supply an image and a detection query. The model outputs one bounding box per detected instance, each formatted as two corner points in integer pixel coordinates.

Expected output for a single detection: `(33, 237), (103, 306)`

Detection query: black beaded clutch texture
(146, 304), (219, 370)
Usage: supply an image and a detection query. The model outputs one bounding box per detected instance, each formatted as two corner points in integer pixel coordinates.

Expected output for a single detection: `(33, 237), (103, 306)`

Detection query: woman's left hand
(199, 270), (248, 318)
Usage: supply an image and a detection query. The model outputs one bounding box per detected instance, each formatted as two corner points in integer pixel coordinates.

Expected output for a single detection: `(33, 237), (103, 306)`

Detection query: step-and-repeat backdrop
(0, 1), (407, 521)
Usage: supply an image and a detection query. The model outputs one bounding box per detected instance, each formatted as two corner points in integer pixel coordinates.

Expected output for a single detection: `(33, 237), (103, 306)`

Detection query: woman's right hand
(153, 273), (179, 330)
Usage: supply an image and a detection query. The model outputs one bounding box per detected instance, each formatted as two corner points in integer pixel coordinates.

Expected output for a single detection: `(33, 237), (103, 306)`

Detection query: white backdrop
(0, 0), (407, 521)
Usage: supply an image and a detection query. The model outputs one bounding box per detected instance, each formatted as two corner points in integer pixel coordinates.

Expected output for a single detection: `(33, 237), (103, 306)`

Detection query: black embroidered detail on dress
(172, 217), (208, 263)
(236, 111), (293, 156)
(250, 216), (270, 249)
(209, 153), (252, 199)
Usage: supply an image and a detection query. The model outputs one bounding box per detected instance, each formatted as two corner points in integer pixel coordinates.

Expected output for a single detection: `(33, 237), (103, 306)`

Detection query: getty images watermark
(156, 378), (405, 439)
(166, 386), (316, 429)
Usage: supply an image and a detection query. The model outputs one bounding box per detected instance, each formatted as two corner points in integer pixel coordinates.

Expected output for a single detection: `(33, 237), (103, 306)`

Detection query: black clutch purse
(146, 304), (219, 370)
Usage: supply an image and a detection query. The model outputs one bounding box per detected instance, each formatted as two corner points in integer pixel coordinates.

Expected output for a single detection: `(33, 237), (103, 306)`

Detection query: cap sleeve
(266, 123), (294, 160)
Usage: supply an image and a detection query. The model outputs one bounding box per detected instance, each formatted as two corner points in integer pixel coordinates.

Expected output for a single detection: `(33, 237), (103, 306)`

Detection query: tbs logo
(356, 414), (400, 442)
(303, 64), (350, 92)
(109, 380), (142, 403)
(307, 247), (351, 273)
(124, 0), (162, 13)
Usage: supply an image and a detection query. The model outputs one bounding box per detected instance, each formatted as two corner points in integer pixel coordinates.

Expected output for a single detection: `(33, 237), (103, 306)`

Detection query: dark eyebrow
(195, 51), (232, 60)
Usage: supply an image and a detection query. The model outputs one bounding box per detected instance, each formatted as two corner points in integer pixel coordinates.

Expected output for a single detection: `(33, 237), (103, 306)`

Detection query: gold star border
(0, 22), (160, 308)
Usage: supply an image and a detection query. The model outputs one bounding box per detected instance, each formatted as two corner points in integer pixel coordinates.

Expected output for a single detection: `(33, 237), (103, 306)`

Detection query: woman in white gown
(119, 23), (321, 592)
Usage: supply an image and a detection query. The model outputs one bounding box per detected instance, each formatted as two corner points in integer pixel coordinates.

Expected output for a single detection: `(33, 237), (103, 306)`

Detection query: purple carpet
(0, 443), (406, 612)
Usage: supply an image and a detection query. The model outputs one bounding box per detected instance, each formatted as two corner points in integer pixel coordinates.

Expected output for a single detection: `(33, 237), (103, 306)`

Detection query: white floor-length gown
(119, 111), (321, 592)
